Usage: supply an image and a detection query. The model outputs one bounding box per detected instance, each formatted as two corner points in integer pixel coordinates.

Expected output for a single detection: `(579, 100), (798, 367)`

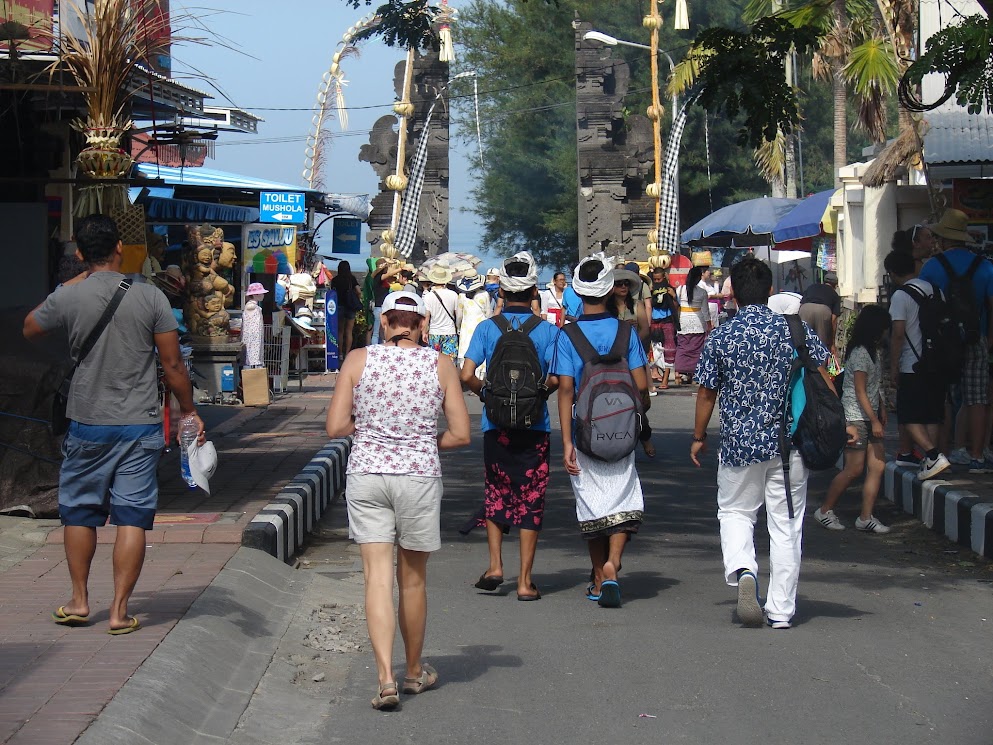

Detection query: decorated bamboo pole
(643, 0), (669, 269)
(380, 46), (416, 261)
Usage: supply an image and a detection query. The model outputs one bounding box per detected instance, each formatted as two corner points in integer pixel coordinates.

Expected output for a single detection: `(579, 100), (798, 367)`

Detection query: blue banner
(325, 289), (340, 372)
(331, 217), (362, 255)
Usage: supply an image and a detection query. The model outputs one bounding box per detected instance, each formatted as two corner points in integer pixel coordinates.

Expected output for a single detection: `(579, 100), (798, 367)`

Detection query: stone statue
(184, 224), (233, 339)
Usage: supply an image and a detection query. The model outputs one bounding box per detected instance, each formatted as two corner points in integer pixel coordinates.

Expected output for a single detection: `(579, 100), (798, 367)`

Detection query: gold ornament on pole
(648, 0), (664, 255)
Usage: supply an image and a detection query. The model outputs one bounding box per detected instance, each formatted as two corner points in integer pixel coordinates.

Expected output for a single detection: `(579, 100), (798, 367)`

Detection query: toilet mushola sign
(259, 191), (306, 224)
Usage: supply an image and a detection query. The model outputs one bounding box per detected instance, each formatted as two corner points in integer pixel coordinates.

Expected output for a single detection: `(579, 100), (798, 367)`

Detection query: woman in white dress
(455, 271), (491, 369)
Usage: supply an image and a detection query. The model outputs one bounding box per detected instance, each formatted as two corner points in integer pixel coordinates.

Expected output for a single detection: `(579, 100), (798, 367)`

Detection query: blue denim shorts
(59, 422), (165, 530)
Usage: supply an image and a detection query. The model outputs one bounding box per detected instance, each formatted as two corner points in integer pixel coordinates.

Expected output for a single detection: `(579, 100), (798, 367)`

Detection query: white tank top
(347, 344), (445, 477)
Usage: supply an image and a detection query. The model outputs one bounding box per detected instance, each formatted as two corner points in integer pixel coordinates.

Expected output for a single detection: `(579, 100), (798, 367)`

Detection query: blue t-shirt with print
(466, 308), (558, 432)
(552, 313), (648, 388)
(918, 248), (993, 331)
(695, 304), (829, 467)
(562, 286), (584, 319)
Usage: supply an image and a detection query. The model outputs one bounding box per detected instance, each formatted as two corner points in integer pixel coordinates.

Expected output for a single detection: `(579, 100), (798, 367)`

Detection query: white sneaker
(813, 508), (845, 530)
(855, 515), (891, 534)
(949, 447), (971, 465)
(918, 453), (951, 481)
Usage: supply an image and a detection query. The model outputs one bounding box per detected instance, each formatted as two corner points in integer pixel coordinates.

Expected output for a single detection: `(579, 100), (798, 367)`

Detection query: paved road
(233, 392), (993, 745)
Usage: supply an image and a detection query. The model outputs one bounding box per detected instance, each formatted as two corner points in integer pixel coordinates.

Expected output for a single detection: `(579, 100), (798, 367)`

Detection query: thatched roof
(861, 123), (927, 188)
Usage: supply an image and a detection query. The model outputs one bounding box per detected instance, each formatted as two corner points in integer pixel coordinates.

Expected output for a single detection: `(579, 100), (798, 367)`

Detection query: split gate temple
(575, 20), (656, 261)
(360, 50), (450, 265)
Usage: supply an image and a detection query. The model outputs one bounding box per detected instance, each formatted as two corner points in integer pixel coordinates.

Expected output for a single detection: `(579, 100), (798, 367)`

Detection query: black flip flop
(517, 583), (542, 601)
(474, 573), (503, 591)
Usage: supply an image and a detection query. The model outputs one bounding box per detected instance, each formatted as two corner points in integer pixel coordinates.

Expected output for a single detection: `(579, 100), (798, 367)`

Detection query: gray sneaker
(813, 508), (845, 530)
(918, 453), (951, 481)
(736, 571), (764, 627)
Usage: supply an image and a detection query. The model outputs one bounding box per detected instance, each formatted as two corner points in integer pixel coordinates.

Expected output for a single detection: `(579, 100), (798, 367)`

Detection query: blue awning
(133, 163), (322, 195)
(134, 194), (260, 223)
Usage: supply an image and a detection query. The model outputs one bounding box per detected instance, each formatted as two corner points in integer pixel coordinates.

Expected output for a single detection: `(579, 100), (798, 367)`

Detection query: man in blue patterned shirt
(690, 258), (830, 629)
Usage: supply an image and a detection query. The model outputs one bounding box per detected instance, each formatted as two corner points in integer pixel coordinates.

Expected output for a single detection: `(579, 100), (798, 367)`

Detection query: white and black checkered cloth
(659, 93), (699, 254)
(395, 98), (440, 258)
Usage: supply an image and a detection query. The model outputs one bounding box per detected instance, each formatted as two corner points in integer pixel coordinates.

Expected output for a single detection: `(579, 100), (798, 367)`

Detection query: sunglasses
(911, 223), (927, 242)
(614, 280), (630, 287)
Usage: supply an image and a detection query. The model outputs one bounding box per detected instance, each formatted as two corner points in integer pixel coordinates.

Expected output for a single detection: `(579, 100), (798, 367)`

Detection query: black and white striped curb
(242, 438), (351, 563)
(884, 461), (993, 559)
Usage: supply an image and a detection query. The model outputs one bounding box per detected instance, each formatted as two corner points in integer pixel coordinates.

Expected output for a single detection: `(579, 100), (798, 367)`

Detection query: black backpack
(897, 281), (965, 384)
(780, 315), (847, 516)
(483, 314), (546, 430)
(563, 321), (644, 462)
(936, 253), (983, 345)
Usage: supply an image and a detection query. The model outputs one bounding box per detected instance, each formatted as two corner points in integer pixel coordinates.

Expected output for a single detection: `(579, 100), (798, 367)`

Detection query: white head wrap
(499, 251), (538, 292)
(572, 252), (616, 297)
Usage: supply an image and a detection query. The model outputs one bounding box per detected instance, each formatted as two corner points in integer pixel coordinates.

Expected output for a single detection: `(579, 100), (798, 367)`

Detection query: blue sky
(171, 1), (485, 266)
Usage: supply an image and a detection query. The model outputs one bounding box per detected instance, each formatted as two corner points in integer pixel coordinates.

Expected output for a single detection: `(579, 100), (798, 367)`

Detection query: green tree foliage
(455, 0), (782, 267)
(901, 15), (993, 115)
(690, 18), (818, 146)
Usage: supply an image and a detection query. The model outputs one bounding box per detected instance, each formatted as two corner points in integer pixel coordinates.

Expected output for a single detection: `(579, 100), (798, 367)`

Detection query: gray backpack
(563, 321), (643, 462)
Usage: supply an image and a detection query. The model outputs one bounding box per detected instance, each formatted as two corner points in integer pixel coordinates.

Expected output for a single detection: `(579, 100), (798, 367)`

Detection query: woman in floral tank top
(326, 291), (470, 711)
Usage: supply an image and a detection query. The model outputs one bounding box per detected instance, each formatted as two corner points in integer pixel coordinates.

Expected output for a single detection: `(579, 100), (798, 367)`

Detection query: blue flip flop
(598, 580), (622, 608)
(585, 583), (601, 601)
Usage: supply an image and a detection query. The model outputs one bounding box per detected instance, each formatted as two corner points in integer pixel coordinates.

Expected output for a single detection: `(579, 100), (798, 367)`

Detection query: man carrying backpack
(885, 249), (952, 480)
(918, 209), (993, 473)
(690, 258), (830, 629)
(459, 252), (559, 601)
(553, 254), (650, 609)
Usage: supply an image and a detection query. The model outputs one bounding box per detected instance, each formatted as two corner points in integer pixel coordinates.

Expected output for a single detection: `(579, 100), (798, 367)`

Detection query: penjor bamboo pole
(390, 47), (416, 235)
(650, 0), (663, 237)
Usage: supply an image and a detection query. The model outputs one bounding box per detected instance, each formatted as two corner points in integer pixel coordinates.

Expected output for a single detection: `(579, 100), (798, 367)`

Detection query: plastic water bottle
(179, 415), (198, 489)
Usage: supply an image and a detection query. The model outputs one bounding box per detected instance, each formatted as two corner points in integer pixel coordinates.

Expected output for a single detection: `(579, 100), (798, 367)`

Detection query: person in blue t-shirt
(562, 283), (583, 322)
(918, 208), (993, 471)
(552, 254), (650, 609)
(460, 252), (559, 602)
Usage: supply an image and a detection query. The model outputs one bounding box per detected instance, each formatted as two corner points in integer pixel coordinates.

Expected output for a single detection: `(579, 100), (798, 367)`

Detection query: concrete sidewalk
(0, 377), (335, 745)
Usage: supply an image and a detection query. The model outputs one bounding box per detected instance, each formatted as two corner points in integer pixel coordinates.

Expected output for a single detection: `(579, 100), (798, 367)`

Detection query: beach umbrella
(772, 189), (838, 250)
(681, 197), (800, 247)
(419, 252), (482, 281)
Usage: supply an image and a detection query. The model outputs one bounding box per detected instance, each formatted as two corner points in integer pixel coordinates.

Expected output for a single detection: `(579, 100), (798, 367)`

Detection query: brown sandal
(371, 681), (400, 710)
(402, 663), (438, 694)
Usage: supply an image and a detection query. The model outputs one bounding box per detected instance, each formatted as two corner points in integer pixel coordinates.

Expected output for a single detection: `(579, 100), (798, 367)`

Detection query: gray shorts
(345, 473), (443, 551)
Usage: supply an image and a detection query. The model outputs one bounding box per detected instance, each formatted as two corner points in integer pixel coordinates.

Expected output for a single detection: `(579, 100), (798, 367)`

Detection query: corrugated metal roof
(133, 163), (321, 194)
(923, 107), (993, 165)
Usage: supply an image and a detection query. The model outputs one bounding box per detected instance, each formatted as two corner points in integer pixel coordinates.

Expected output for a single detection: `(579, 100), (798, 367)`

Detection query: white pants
(717, 452), (807, 622)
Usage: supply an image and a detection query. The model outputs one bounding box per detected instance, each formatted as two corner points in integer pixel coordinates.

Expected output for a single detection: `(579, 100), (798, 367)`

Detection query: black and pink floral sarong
(459, 429), (550, 535)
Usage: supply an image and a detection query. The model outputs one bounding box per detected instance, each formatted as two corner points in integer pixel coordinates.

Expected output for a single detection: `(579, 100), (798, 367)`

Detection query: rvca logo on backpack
(483, 314), (547, 430)
(563, 321), (644, 462)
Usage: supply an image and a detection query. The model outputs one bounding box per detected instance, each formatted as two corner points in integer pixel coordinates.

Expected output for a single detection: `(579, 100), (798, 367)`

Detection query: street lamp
(583, 29), (680, 252)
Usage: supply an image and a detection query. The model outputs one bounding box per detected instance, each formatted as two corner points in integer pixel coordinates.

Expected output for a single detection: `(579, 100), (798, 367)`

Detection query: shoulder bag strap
(431, 289), (457, 324)
(606, 319), (632, 363)
(965, 254), (984, 281)
(785, 313), (812, 369)
(72, 278), (132, 371)
(519, 315), (542, 335)
(492, 313), (511, 334)
(936, 252), (957, 280)
(562, 321), (600, 366)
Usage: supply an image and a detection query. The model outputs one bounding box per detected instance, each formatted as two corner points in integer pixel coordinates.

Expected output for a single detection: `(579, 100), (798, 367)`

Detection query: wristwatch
(692, 432), (707, 443)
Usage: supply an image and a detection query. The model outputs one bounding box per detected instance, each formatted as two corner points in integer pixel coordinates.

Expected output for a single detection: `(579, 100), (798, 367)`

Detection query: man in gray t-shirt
(24, 214), (205, 635)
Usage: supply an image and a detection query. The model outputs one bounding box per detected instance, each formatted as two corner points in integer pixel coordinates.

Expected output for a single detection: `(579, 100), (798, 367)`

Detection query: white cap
(186, 440), (217, 494)
(381, 290), (427, 316)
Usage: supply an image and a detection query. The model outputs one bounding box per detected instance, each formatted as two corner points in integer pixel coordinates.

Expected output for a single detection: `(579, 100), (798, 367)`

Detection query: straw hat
(930, 209), (973, 244)
(612, 268), (642, 288)
(426, 264), (453, 286)
(459, 269), (485, 293)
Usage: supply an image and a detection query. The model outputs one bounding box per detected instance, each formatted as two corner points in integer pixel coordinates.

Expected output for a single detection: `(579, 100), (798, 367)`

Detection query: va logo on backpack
(563, 322), (644, 462)
(484, 315), (546, 430)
